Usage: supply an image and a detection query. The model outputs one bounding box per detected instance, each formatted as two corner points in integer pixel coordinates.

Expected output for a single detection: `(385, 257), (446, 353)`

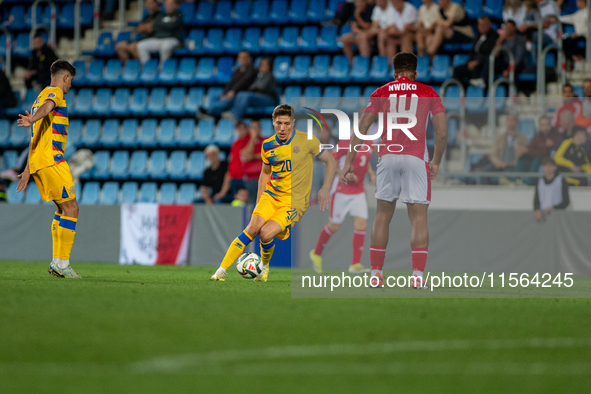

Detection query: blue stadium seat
(318, 25), (338, 51)
(130, 88), (149, 116)
(519, 118), (536, 142)
(159, 119), (177, 147)
(80, 3), (93, 26)
(68, 120), (83, 147)
(80, 182), (100, 205)
(452, 54), (470, 68)
(116, 31), (131, 45)
(431, 55), (451, 82)
(351, 56), (370, 83)
(465, 0), (483, 19)
(13, 33), (30, 58)
(330, 55), (349, 82)
(2, 150), (18, 171)
(91, 151), (111, 180)
(269, 0), (288, 23)
(121, 182), (138, 203)
(100, 119), (120, 148)
(24, 183), (42, 204)
(58, 4), (75, 28)
(186, 29), (205, 54)
(148, 151), (168, 180)
(178, 183), (197, 203)
(86, 59), (105, 85)
(310, 55), (330, 83)
(261, 27), (280, 53)
(0, 120), (10, 148)
(129, 151), (149, 180)
(288, 0), (308, 23)
(342, 86), (362, 113)
(280, 26), (299, 53)
(111, 88), (130, 116)
(483, 0), (503, 20)
(178, 119), (196, 147)
(82, 120), (101, 149)
(573, 85), (583, 98)
(251, 0), (270, 23)
(290, 55), (311, 81)
(187, 151), (206, 180)
(93, 88), (112, 116)
(215, 119), (235, 147)
(148, 88), (167, 116)
(139, 119), (158, 148)
(185, 87), (205, 114)
(443, 85), (461, 112)
(465, 86), (486, 113)
(223, 28), (243, 53)
(207, 87), (224, 106)
(74, 89), (93, 116)
(168, 151), (188, 180)
(213, 0), (233, 25)
(322, 86), (342, 108)
(260, 119), (274, 138)
(139, 182), (158, 203)
(233, 1), (251, 24)
(273, 55), (291, 83)
(25, 4), (43, 29)
(166, 87), (186, 116)
(7, 182), (24, 204)
(158, 58), (178, 83)
(9, 6), (26, 30)
(283, 86), (302, 105)
(120, 119), (138, 148)
(9, 122), (27, 147)
(416, 56), (430, 82)
(176, 58), (196, 83)
(179, 1), (196, 25)
(447, 117), (458, 145)
(369, 56), (389, 83)
(205, 29), (224, 54)
(495, 85), (507, 111)
(159, 183), (177, 204)
(303, 86), (322, 108)
(363, 86), (378, 98)
(216, 57), (235, 84)
(243, 27), (261, 53)
(195, 1), (214, 25)
(196, 119), (215, 146)
(71, 60), (86, 87)
(195, 57), (216, 84)
(300, 26), (318, 51)
(140, 59), (159, 84)
(94, 32), (115, 57)
(100, 182), (119, 205)
(110, 150), (129, 180)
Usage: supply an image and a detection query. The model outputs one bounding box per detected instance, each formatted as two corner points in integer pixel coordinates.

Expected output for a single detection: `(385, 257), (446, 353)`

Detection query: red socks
(370, 245), (386, 271)
(412, 247), (428, 272)
(314, 225), (333, 256)
(352, 230), (365, 265)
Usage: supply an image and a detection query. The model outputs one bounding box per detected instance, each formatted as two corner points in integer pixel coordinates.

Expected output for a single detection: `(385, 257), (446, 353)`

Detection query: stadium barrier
(30, 0), (56, 50)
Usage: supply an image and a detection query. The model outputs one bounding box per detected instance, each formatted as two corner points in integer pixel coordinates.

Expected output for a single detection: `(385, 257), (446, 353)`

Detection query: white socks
(413, 270), (423, 278)
(55, 258), (69, 270)
(371, 269), (383, 278)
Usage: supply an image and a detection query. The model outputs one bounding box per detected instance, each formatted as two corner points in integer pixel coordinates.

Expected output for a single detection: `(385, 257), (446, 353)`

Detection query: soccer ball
(236, 253), (263, 279)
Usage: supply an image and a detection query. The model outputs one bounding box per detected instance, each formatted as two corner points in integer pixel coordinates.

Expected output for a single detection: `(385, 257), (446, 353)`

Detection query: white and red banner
(119, 204), (193, 265)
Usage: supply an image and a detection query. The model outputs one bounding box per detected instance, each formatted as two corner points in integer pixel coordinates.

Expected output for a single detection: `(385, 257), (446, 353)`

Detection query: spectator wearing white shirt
(503, 0), (526, 27)
(426, 0), (475, 56)
(354, 0), (396, 62)
(534, 0), (560, 48)
(533, 158), (570, 222)
(381, 0), (418, 64)
(415, 0), (441, 56)
(560, 0), (588, 64)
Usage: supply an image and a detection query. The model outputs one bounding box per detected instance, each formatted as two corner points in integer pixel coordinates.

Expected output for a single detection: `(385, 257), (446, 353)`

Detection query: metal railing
(488, 47), (516, 137)
(587, 7), (591, 70)
(74, 0), (101, 59)
(536, 15), (564, 98)
(138, 0), (145, 21)
(119, 0), (125, 32)
(29, 0), (56, 50)
(440, 78), (466, 178)
(0, 27), (12, 78)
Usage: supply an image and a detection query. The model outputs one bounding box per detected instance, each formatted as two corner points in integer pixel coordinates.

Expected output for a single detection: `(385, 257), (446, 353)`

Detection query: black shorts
(445, 30), (473, 44)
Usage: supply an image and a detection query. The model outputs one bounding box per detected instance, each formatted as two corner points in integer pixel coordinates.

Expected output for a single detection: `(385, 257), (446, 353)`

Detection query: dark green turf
(1, 261), (590, 393)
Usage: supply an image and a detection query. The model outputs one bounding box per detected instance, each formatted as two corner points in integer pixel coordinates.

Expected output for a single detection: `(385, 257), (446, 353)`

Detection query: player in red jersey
(340, 52), (447, 289)
(309, 139), (375, 274)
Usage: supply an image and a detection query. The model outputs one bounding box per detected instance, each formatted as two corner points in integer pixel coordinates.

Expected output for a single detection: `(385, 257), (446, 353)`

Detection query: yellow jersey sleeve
(261, 142), (270, 165)
(308, 134), (322, 157)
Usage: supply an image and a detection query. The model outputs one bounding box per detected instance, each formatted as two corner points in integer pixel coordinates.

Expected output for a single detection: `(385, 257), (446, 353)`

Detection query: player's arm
(256, 163), (272, 205)
(340, 111), (377, 185)
(430, 112), (448, 180)
(213, 172), (231, 201)
(366, 162), (376, 184)
(316, 150), (336, 211)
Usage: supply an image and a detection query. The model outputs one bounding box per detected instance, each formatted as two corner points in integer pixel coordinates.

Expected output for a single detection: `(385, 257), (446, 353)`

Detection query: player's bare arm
(340, 111), (377, 185)
(430, 112), (448, 180)
(256, 163), (272, 205)
(316, 150), (336, 211)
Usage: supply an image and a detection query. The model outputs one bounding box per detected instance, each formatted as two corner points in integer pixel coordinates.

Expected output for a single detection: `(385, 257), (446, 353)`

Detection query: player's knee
(327, 222), (341, 233)
(259, 228), (274, 244)
(62, 200), (79, 218)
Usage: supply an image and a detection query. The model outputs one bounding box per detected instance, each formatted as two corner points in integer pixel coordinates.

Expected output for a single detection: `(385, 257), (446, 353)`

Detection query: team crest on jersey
(293, 146), (300, 153)
(47, 92), (56, 98)
(69, 186), (75, 195)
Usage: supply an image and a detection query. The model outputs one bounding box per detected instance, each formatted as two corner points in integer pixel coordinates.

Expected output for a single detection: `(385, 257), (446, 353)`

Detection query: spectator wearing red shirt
(552, 84), (582, 128)
(214, 122), (248, 203)
(239, 120), (264, 205)
(514, 116), (561, 183)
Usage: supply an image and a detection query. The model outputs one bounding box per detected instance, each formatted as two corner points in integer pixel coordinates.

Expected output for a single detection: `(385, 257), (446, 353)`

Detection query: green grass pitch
(1, 261), (590, 393)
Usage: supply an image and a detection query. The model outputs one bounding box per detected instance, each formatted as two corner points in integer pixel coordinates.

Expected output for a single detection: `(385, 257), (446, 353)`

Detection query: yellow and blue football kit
(29, 86), (75, 204)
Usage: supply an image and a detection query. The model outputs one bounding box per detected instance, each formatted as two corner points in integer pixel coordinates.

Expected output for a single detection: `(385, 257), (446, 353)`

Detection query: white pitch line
(129, 337), (591, 374)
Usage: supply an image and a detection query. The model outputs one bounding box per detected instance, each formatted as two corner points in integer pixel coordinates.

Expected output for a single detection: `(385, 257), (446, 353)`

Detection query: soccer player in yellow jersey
(16, 60), (81, 279)
(210, 104), (336, 282)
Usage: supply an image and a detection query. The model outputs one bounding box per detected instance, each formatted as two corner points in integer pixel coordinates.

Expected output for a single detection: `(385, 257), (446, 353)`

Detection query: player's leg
(49, 198), (81, 278)
(341, 32), (355, 62)
(407, 203), (429, 289)
(255, 219), (285, 282)
(348, 193), (370, 274)
(310, 193), (342, 273)
(52, 202), (63, 264)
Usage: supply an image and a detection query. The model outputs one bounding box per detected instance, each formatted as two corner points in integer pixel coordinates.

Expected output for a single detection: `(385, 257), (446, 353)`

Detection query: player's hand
(16, 168), (30, 193)
(544, 207), (553, 215)
(339, 163), (354, 185)
(430, 161), (439, 180)
(318, 188), (330, 211)
(534, 209), (544, 222)
(17, 111), (33, 128)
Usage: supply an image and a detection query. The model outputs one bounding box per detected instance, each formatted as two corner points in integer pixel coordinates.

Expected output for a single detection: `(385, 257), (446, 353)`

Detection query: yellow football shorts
(32, 161), (76, 204)
(252, 192), (306, 239)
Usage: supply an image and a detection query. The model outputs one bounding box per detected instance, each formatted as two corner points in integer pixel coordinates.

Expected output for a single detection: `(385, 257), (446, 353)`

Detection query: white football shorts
(375, 154), (431, 204)
(329, 192), (368, 224)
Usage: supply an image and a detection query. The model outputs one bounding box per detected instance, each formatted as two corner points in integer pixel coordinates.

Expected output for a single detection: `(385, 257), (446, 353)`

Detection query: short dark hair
(505, 20), (516, 27)
(573, 126), (587, 137)
(272, 104), (294, 120)
(563, 83), (573, 90)
(393, 52), (417, 73)
(50, 59), (76, 78)
(236, 121), (247, 129)
(478, 15), (492, 23)
(541, 157), (556, 166)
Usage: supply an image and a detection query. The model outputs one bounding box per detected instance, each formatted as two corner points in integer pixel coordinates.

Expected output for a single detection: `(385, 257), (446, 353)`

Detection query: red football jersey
(365, 76), (445, 162)
(331, 140), (373, 195)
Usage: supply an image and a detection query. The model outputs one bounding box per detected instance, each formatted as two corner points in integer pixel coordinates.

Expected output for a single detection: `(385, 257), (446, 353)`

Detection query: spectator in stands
(221, 58), (278, 121)
(518, 0), (541, 42)
(415, 0), (441, 56)
(503, 0), (526, 27)
(486, 20), (528, 84)
(0, 69), (16, 109)
(426, 0), (474, 57)
(239, 120), (264, 205)
(552, 84), (582, 128)
(341, 0), (376, 61)
(231, 188), (249, 208)
(212, 122), (250, 204)
(331, 0), (356, 28)
(200, 145), (229, 205)
(534, 157), (570, 222)
(452, 16), (499, 88)
(558, 110), (579, 140)
(554, 127), (591, 185)
(352, 0), (396, 63)
(532, 0), (560, 49)
(381, 0), (418, 64)
(115, 0), (161, 64)
(514, 116), (561, 181)
(24, 35), (58, 89)
(560, 0), (588, 66)
(576, 78), (591, 129)
(136, 0), (183, 66)
(197, 51), (257, 119)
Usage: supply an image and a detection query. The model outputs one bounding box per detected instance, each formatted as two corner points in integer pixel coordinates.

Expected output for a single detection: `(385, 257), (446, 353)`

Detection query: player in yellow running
(16, 60), (81, 279)
(210, 104), (336, 282)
